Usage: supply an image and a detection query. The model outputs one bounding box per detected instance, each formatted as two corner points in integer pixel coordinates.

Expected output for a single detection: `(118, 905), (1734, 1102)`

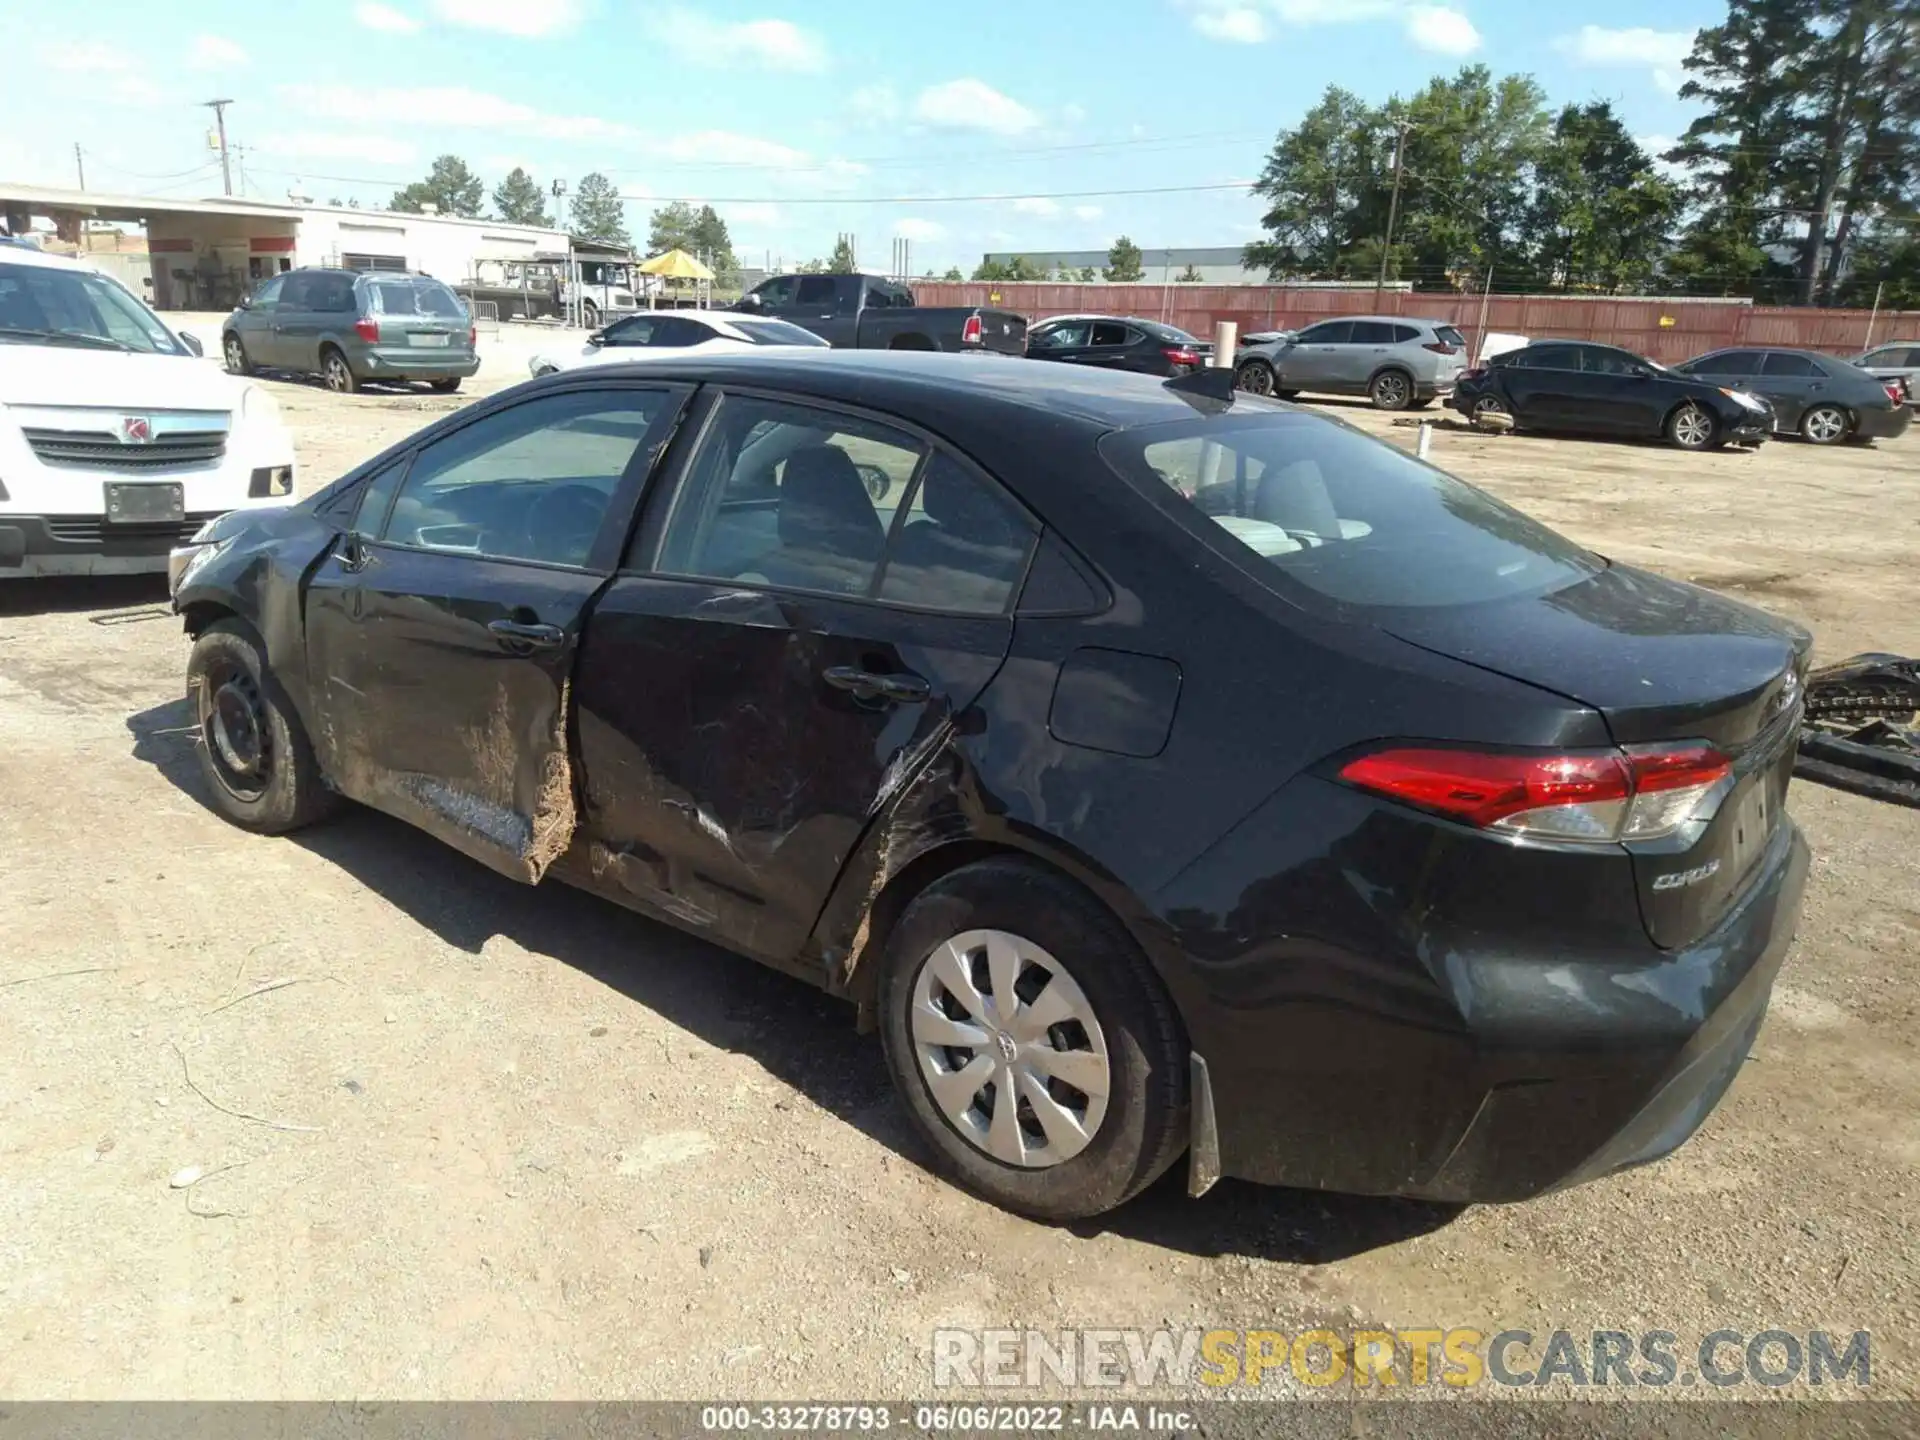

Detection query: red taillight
(1163, 346), (1200, 366)
(467, 323), (477, 348)
(1463, 366), (1487, 381)
(353, 316), (379, 343)
(1423, 341), (1458, 355)
(961, 314), (983, 345)
(1339, 743), (1731, 843)
(1887, 382), (1905, 404)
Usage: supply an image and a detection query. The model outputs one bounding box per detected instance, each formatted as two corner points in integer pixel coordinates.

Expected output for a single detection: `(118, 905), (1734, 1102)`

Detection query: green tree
(390, 155), (484, 218)
(1176, 263), (1204, 281)
(1077, 265), (1098, 281)
(971, 258), (1010, 281)
(569, 172), (629, 245)
(492, 167), (549, 226)
(795, 257), (828, 273)
(828, 235), (859, 273)
(1520, 102), (1681, 292)
(1245, 86), (1384, 278)
(1104, 236), (1145, 282)
(943, 265), (964, 281)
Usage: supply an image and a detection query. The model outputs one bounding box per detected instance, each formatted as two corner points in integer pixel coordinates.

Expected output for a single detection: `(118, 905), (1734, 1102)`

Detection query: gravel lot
(1, 355), (1916, 1408)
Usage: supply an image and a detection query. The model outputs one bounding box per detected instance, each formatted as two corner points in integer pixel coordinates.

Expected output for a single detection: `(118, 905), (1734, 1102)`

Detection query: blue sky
(9, 0), (1726, 271)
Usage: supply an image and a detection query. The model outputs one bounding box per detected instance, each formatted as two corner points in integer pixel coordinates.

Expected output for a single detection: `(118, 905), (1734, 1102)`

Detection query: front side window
(1099, 413), (1600, 613)
(1581, 347), (1645, 376)
(382, 389), (671, 567)
(1033, 321), (1091, 349)
(0, 261), (185, 356)
(600, 315), (659, 347)
(250, 275), (286, 309)
(1298, 321), (1354, 345)
(752, 276), (798, 308)
(795, 276), (838, 308)
(1684, 352), (1754, 377)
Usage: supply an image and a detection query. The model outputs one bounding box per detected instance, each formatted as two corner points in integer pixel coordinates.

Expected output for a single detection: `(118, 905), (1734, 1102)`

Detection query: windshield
(732, 318), (831, 347)
(368, 278), (467, 319)
(1099, 412), (1601, 612)
(0, 261), (185, 355)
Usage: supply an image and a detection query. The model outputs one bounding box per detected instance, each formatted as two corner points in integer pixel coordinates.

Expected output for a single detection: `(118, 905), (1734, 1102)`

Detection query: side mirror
(586, 330), (606, 347)
(237, 295), (252, 311)
(735, 293), (763, 312)
(178, 332), (204, 357)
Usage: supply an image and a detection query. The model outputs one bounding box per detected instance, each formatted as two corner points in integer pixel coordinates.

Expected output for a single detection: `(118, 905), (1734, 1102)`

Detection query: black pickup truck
(731, 273), (1026, 355)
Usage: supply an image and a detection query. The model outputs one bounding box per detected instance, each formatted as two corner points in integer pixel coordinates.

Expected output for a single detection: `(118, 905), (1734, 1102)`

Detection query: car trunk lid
(1380, 563), (1807, 949)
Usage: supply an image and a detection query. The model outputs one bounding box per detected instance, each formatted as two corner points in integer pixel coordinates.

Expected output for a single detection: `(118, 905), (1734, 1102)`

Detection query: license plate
(409, 332), (452, 347)
(104, 482), (184, 524)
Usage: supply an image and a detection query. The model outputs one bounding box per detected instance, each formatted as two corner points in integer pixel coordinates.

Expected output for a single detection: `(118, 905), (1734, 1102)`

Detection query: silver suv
(1234, 315), (1468, 410)
(1853, 342), (1919, 406)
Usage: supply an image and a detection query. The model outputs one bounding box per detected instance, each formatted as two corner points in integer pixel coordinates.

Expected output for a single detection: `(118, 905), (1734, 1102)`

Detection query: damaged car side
(171, 351), (1812, 1223)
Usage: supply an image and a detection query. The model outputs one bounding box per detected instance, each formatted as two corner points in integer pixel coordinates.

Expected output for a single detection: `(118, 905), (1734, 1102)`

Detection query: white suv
(0, 240), (296, 580)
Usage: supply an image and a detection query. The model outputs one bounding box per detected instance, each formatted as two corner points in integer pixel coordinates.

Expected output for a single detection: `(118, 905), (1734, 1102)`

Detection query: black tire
(430, 378), (462, 393)
(1369, 368), (1414, 410)
(1800, 403), (1850, 445)
(187, 620), (338, 834)
(1275, 388), (1301, 401)
(581, 302), (599, 330)
(223, 332), (252, 376)
(1666, 401), (1718, 451)
(1234, 358), (1276, 396)
(320, 346), (359, 395)
(1409, 395), (1435, 409)
(877, 858), (1187, 1221)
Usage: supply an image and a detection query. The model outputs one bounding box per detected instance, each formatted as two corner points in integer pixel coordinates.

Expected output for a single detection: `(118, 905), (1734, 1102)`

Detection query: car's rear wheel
(1471, 395), (1512, 423)
(321, 347), (359, 394)
(1369, 369), (1413, 410)
(430, 378), (461, 393)
(878, 858), (1187, 1221)
(187, 621), (337, 834)
(1235, 358), (1275, 396)
(223, 333), (251, 376)
(1800, 404), (1850, 445)
(1667, 402), (1718, 451)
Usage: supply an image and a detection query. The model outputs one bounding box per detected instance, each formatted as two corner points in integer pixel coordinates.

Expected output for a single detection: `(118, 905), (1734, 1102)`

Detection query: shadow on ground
(127, 695), (1459, 1264)
(0, 574), (172, 619)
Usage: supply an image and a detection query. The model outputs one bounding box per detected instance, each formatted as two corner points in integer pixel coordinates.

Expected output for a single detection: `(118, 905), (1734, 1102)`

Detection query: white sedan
(530, 310), (828, 377)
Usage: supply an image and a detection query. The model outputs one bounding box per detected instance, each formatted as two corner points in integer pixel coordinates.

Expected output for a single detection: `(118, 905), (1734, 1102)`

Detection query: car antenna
(1163, 365), (1237, 412)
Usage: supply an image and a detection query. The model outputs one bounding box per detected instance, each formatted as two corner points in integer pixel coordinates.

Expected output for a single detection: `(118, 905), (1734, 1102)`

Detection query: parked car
(223, 268), (480, 395)
(1849, 341), (1919, 407)
(1234, 315), (1468, 409)
(1673, 347), (1912, 445)
(170, 352), (1809, 1221)
(0, 242), (295, 580)
(1024, 315), (1211, 376)
(730, 272), (1027, 355)
(530, 310), (828, 377)
(1451, 340), (1775, 449)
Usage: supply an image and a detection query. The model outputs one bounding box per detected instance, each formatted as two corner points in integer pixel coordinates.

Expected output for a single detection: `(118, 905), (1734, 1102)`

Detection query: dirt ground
(1, 363), (1916, 1408)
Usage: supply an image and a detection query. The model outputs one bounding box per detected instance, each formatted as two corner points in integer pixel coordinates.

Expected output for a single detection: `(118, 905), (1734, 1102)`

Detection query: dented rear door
(302, 382), (691, 883)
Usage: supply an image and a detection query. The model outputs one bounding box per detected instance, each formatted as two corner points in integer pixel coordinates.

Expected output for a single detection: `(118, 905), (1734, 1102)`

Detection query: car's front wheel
(1667, 402), (1719, 450)
(878, 858), (1187, 1221)
(430, 378), (462, 393)
(1235, 358), (1276, 396)
(1800, 403), (1850, 445)
(223, 333), (251, 376)
(187, 620), (338, 834)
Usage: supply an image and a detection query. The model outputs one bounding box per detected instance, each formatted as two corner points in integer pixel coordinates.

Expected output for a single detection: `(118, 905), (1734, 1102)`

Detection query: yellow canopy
(637, 248), (715, 280)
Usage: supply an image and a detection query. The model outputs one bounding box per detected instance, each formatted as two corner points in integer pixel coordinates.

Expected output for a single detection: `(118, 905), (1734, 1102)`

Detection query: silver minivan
(223, 268), (481, 395)
(1234, 315), (1468, 410)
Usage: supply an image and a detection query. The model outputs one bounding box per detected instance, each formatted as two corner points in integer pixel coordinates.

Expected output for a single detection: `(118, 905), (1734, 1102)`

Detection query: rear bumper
(359, 346), (482, 380)
(1853, 405), (1913, 440)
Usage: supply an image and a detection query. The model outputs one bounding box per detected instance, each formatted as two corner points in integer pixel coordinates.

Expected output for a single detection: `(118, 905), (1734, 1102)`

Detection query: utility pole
(73, 143), (86, 190)
(203, 99), (234, 196)
(1376, 118), (1411, 299)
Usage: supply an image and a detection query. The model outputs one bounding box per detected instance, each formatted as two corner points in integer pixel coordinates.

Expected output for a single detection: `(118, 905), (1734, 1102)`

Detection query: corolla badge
(116, 416), (154, 444)
(1653, 859), (1722, 892)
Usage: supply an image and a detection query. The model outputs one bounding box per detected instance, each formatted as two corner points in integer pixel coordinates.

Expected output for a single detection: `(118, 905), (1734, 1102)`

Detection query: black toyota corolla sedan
(168, 351), (1810, 1221)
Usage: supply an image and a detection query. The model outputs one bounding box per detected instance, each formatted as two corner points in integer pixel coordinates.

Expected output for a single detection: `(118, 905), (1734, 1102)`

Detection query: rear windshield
(732, 318), (831, 347)
(1436, 325), (1467, 348)
(1098, 412), (1601, 612)
(367, 278), (467, 319)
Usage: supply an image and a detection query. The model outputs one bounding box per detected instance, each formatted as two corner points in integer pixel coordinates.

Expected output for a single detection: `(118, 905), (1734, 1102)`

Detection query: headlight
(1719, 387), (1767, 413)
(241, 384), (280, 422)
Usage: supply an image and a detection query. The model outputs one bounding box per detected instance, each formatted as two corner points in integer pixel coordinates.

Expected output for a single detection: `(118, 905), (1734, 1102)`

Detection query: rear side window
(1349, 321), (1397, 344)
(1760, 352), (1822, 377)
(1514, 344), (1580, 370)
(1090, 321), (1130, 347)
(1099, 414), (1600, 612)
(369, 278), (465, 318)
(318, 274), (358, 312)
(1391, 324), (1421, 344)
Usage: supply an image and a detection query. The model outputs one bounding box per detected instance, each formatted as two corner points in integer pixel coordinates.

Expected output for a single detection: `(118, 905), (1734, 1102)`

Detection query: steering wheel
(522, 484), (609, 565)
(856, 464), (893, 503)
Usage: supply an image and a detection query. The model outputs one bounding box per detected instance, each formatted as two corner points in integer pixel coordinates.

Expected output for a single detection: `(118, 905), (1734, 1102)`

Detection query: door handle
(487, 618), (566, 650)
(822, 665), (930, 704)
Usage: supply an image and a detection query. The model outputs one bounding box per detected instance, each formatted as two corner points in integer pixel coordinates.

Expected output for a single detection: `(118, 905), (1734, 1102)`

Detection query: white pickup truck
(0, 240), (297, 579)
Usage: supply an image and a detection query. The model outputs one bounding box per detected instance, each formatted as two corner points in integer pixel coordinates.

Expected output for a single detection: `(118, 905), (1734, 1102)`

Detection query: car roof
(540, 348), (1245, 431)
(1307, 315), (1451, 327)
(0, 241), (97, 273)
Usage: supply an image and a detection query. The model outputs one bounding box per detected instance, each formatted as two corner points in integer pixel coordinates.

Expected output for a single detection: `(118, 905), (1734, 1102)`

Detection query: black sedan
(1025, 314), (1211, 376)
(168, 352), (1810, 1220)
(1452, 339), (1775, 449)
(1672, 346), (1912, 445)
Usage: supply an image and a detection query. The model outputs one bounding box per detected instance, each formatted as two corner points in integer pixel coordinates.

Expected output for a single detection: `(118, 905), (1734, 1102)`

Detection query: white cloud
(189, 34), (248, 68)
(1193, 5), (1268, 42)
(282, 84), (639, 143)
(653, 130), (810, 168)
(644, 10), (828, 71)
(849, 84), (900, 124)
(37, 41), (129, 72)
(1012, 197), (1060, 217)
(356, 2), (423, 33)
(1072, 204), (1103, 221)
(1652, 68), (1680, 92)
(430, 0), (581, 37)
(1406, 6), (1480, 55)
(1555, 25), (1692, 69)
(1061, 103), (1087, 126)
(1181, 0), (1396, 42)
(255, 133), (418, 165)
(894, 218), (944, 242)
(913, 79), (1040, 136)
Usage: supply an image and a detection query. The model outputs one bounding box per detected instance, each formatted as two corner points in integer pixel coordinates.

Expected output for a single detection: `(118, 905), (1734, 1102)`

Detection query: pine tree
(1104, 236), (1145, 281)
(492, 167), (549, 226)
(570, 173), (629, 246)
(390, 155), (484, 218)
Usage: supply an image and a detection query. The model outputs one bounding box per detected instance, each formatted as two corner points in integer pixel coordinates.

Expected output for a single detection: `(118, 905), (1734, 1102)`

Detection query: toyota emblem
(117, 416), (153, 444)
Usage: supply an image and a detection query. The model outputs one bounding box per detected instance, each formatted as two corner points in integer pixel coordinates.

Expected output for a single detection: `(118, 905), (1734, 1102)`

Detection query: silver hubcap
(1675, 407), (1711, 446)
(1238, 363), (1273, 395)
(1806, 407), (1844, 442)
(225, 340), (244, 370)
(326, 359), (347, 390)
(1376, 374), (1409, 406)
(1474, 397), (1507, 416)
(910, 928), (1111, 1169)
